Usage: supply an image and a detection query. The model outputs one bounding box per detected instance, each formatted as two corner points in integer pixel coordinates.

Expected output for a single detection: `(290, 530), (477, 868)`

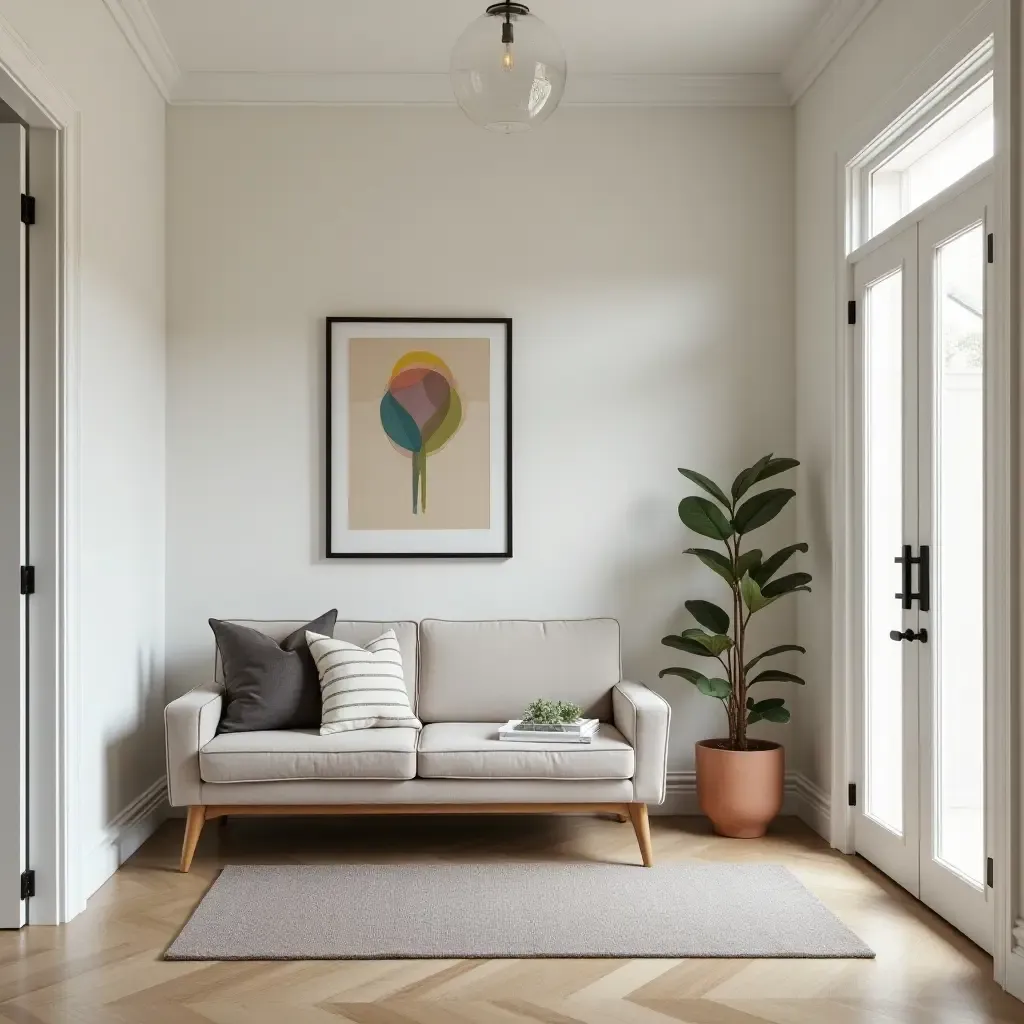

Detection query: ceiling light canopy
(450, 2), (567, 133)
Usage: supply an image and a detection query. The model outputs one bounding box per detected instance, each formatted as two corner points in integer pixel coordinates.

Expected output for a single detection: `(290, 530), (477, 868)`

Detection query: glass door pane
(932, 223), (985, 884)
(863, 269), (905, 835)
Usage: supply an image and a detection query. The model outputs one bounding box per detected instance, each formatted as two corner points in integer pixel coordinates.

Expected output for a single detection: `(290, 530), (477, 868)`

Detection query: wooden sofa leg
(180, 806), (206, 873)
(627, 803), (653, 867)
(613, 812), (629, 823)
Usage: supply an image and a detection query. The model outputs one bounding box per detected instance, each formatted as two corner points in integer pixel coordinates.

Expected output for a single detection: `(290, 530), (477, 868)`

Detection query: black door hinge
(986, 857), (994, 887)
(848, 782), (857, 807)
(987, 232), (994, 264)
(20, 870), (34, 900)
(847, 300), (857, 325)
(20, 194), (35, 226)
(20, 566), (34, 595)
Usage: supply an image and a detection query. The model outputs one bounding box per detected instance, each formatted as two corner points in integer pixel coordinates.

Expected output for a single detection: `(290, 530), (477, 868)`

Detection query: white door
(852, 177), (993, 952)
(852, 224), (921, 897)
(0, 123), (28, 928)
(916, 183), (991, 948)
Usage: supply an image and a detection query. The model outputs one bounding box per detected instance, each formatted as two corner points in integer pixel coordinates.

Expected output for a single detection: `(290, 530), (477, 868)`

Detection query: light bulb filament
(500, 10), (515, 72)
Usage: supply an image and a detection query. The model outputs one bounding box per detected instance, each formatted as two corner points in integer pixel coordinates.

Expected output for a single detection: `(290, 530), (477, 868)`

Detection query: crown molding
(782, 0), (880, 103)
(170, 70), (788, 107)
(101, 0), (180, 101)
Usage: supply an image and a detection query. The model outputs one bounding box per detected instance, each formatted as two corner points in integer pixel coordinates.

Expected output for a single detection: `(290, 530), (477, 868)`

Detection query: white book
(504, 718), (599, 735)
(499, 731), (594, 744)
(498, 719), (599, 743)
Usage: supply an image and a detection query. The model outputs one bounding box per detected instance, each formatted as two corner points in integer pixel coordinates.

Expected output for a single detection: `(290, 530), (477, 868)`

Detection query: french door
(852, 176), (992, 951)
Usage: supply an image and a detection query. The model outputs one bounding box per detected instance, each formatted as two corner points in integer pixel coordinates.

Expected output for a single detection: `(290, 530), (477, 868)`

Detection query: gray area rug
(165, 863), (873, 960)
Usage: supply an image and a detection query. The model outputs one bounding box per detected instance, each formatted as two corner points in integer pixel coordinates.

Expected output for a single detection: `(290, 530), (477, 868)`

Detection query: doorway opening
(837, 13), (1012, 965)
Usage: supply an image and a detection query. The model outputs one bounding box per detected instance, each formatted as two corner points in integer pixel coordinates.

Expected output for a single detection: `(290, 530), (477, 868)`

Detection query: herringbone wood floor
(1, 814), (1021, 1023)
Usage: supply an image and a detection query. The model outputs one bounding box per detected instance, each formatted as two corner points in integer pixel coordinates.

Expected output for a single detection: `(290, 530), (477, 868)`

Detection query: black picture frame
(325, 317), (513, 559)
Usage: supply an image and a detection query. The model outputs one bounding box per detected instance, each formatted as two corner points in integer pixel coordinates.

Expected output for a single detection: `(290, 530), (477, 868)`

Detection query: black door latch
(890, 628), (928, 643)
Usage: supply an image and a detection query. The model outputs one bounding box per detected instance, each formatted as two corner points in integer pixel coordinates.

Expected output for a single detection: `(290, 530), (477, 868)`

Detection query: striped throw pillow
(306, 629), (421, 735)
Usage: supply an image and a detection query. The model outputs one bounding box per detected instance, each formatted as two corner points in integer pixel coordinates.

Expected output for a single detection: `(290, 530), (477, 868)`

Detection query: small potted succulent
(661, 454), (810, 838)
(519, 699), (585, 732)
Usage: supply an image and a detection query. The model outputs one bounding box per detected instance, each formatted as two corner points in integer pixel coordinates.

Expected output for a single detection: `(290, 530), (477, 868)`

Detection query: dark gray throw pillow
(211, 610), (338, 732)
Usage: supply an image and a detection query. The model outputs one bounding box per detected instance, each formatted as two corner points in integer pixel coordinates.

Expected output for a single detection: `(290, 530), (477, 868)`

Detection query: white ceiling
(106, 0), (879, 106)
(147, 0), (829, 77)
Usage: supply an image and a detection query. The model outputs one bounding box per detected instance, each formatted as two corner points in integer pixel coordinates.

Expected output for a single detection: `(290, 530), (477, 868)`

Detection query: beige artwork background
(348, 337), (491, 531)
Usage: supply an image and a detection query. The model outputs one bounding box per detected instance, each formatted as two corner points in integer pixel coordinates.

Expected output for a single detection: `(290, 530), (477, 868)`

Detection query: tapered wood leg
(180, 806), (205, 872)
(613, 813), (628, 823)
(627, 803), (653, 867)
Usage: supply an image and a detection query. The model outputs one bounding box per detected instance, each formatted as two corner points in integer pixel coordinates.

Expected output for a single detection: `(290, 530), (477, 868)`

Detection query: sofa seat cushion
(199, 728), (418, 783)
(417, 722), (634, 781)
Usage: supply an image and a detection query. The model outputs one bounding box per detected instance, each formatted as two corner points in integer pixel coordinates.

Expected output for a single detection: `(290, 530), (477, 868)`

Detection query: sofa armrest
(164, 682), (223, 806)
(613, 680), (671, 805)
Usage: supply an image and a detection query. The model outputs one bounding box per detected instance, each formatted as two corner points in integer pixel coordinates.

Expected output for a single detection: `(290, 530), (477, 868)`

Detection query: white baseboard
(1006, 934), (1024, 1002)
(84, 776), (169, 898)
(654, 770), (831, 841)
(788, 772), (831, 839)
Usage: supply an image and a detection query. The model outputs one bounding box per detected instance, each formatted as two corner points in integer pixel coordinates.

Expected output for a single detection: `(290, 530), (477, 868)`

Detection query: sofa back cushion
(214, 620), (419, 713)
(417, 619), (620, 723)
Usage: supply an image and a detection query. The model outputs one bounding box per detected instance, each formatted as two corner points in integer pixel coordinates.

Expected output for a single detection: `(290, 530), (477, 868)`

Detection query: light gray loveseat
(165, 618), (671, 871)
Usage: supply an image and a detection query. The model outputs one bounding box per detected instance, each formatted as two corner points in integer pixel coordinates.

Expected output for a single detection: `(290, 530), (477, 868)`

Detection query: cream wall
(0, 0), (167, 897)
(165, 104), (797, 774)
(794, 0), (995, 793)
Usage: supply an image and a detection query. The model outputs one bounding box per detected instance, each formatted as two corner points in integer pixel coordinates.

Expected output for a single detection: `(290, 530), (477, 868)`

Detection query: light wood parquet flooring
(1, 814), (1021, 1023)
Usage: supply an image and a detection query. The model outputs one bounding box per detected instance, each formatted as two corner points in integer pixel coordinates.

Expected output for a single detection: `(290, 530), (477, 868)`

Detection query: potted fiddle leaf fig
(661, 454), (810, 838)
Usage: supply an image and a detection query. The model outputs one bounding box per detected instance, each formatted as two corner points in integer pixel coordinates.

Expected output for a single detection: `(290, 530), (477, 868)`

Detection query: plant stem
(725, 535), (741, 748)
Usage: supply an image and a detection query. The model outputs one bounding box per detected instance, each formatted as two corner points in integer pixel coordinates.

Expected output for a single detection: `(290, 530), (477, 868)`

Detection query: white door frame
(0, 15), (83, 924)
(830, 0), (1014, 987)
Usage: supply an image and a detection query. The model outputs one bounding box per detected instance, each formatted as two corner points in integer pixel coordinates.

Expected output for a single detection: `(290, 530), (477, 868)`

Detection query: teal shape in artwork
(380, 391), (423, 454)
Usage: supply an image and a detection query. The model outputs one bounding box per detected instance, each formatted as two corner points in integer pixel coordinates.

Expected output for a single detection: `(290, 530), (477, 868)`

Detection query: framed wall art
(326, 317), (512, 558)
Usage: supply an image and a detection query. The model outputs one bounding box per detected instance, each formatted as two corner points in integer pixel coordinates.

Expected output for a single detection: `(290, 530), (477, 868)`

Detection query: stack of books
(498, 719), (599, 743)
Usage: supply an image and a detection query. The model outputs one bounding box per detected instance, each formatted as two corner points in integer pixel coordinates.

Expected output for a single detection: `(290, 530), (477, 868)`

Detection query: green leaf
(685, 548), (736, 584)
(697, 677), (732, 699)
(740, 573), (775, 614)
(761, 572), (813, 598)
(661, 634), (719, 658)
(752, 543), (809, 585)
(754, 457), (800, 484)
(747, 697), (792, 725)
(685, 599), (730, 635)
(731, 455), (772, 503)
(749, 697), (786, 712)
(689, 631), (734, 656)
(678, 496), (734, 540)
(732, 488), (796, 535)
(749, 669), (806, 685)
(678, 468), (732, 509)
(735, 548), (762, 580)
(745, 644), (807, 671)
(659, 667), (706, 684)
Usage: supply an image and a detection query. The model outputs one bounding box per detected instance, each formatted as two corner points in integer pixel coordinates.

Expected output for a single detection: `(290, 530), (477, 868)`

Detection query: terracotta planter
(695, 739), (784, 838)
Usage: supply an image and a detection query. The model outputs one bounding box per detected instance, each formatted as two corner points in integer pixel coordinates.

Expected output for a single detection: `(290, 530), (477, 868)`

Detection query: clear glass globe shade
(450, 7), (567, 133)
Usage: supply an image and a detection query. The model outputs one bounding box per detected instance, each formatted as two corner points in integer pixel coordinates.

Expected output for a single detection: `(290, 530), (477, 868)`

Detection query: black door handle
(889, 628), (928, 643)
(895, 545), (930, 611)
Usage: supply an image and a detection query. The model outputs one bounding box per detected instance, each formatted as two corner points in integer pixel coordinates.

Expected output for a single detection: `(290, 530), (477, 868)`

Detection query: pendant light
(450, 3), (567, 133)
